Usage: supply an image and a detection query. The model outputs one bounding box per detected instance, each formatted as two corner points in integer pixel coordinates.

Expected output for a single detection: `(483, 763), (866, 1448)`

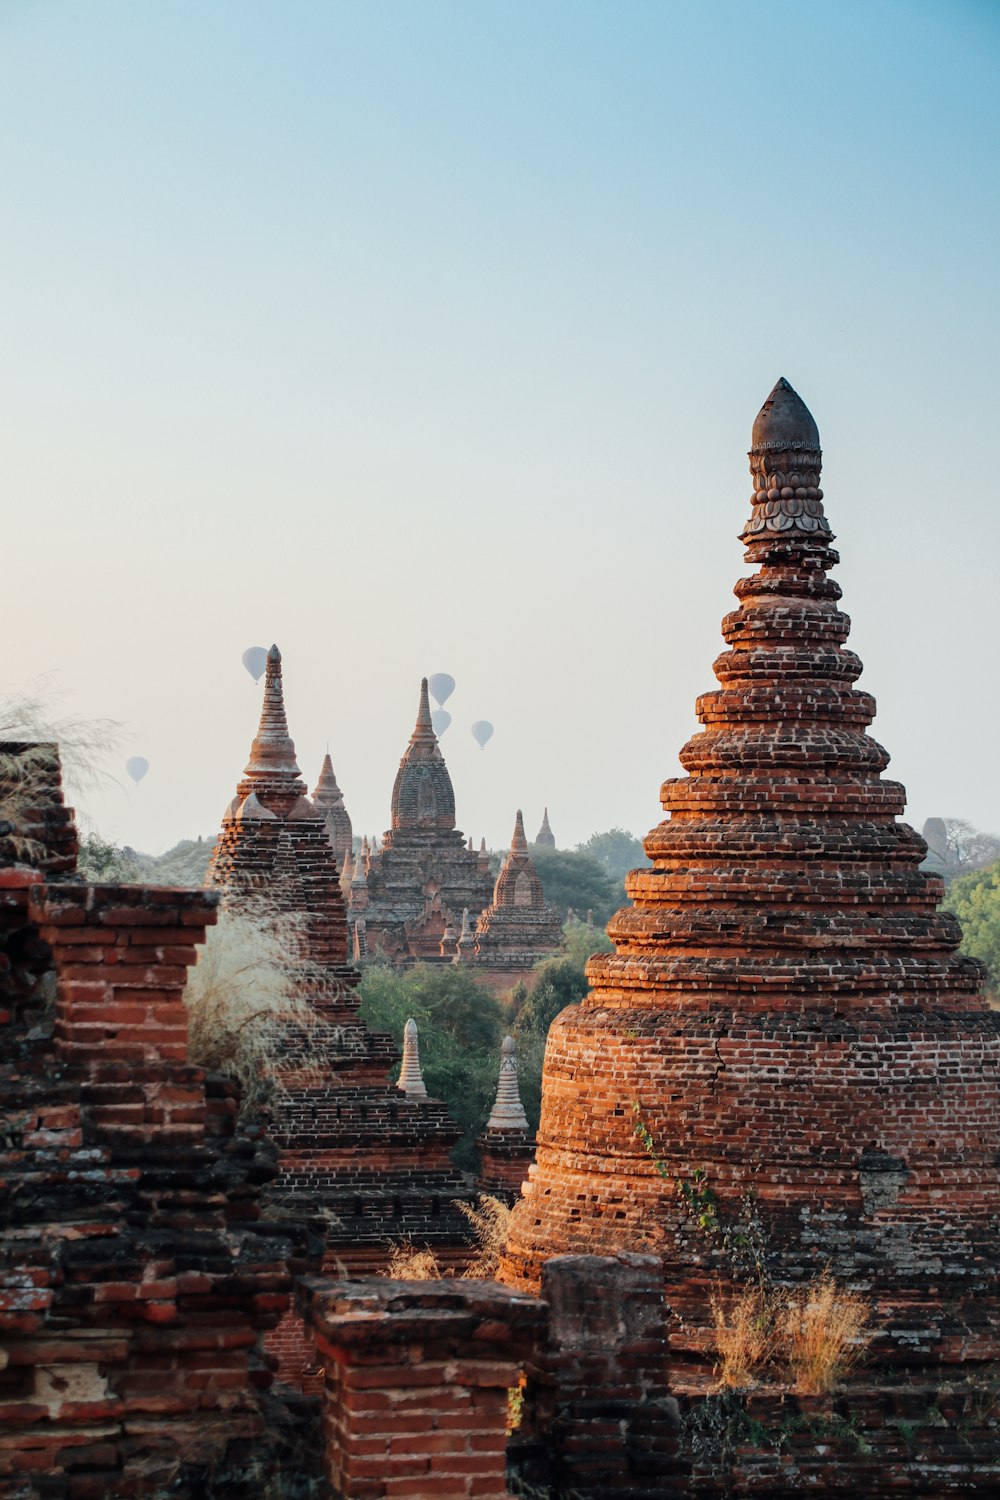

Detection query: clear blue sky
(2, 0), (998, 854)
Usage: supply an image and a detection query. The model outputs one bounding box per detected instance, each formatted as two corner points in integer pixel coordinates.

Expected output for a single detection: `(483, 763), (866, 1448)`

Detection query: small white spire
(486, 1035), (529, 1131)
(398, 1018), (428, 1099)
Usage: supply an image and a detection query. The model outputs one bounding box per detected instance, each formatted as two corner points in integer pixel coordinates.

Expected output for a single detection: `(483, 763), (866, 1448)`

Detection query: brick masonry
(500, 381), (1000, 1487)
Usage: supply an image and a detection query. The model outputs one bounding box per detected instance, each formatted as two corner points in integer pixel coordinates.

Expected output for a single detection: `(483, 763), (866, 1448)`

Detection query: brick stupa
(206, 648), (473, 1329)
(465, 810), (563, 987)
(361, 678), (493, 963)
(502, 380), (1000, 1383)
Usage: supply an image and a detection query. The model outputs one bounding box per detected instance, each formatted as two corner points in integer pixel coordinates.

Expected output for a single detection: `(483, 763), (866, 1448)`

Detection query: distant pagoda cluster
(272, 674), (565, 984)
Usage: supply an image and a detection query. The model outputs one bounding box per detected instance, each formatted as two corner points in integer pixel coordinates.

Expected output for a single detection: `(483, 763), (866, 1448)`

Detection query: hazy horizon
(3, 1), (998, 856)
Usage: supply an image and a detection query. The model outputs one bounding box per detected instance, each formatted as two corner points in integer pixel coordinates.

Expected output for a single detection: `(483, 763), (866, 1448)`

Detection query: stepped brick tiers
(0, 745), (304, 1498)
(359, 678), (493, 964)
(465, 811), (563, 991)
(206, 648), (475, 1382)
(502, 379), (1000, 1490)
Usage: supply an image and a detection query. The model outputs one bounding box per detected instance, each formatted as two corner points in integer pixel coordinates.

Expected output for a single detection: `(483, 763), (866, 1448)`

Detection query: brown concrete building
(502, 379), (1000, 1399)
(360, 678), (493, 963)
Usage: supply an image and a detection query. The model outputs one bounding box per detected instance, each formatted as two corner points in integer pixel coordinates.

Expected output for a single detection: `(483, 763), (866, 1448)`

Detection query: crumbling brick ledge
(298, 1275), (545, 1499)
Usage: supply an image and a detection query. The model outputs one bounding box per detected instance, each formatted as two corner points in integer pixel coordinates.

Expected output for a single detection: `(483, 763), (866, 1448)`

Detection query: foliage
(528, 844), (622, 925)
(782, 1271), (874, 1394)
(934, 819), (1000, 880)
(710, 1286), (781, 1389)
(357, 962), (505, 1170)
(456, 1194), (513, 1280)
(183, 896), (315, 1118)
(634, 1111), (875, 1391)
(0, 691), (119, 865)
(946, 859), (1000, 1001)
(381, 1242), (442, 1279)
(576, 827), (647, 881)
(76, 831), (215, 888)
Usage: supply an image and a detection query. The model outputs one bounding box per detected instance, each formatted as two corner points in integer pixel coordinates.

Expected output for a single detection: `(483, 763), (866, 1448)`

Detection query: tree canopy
(357, 962), (505, 1170)
(528, 844), (622, 925)
(576, 827), (647, 881)
(947, 860), (1000, 1002)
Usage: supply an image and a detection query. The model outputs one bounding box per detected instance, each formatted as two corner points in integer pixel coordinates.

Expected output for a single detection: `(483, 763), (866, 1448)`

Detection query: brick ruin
(204, 647), (476, 1383)
(498, 377), (1000, 1488)
(358, 679), (494, 965)
(7, 378), (999, 1498)
(0, 746), (304, 1498)
(460, 811), (564, 993)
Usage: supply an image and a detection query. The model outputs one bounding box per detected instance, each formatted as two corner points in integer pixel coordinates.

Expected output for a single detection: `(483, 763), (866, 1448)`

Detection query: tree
(946, 860), (1000, 1003)
(358, 963), (505, 1170)
(577, 827), (647, 881)
(528, 845), (622, 925)
(924, 818), (1000, 884)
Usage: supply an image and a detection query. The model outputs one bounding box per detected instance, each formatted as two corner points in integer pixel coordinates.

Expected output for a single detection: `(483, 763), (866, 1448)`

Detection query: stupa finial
(398, 1017), (428, 1099)
(243, 644), (302, 780)
(742, 377), (831, 555)
(486, 1035), (529, 1131)
(511, 810), (528, 855)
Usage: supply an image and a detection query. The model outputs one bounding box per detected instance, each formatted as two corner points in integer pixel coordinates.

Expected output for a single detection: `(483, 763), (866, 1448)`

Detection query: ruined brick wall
(510, 1253), (685, 1500)
(298, 1276), (545, 1500)
(0, 838), (302, 1496)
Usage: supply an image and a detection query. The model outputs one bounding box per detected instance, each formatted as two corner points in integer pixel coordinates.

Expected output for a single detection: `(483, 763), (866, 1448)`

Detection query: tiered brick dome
(502, 379), (1000, 1377)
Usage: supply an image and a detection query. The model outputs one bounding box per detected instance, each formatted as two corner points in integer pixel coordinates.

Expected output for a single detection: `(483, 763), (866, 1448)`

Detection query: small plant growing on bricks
(636, 1105), (875, 1393)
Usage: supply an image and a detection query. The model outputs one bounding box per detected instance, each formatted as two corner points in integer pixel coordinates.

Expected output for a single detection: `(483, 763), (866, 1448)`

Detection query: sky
(2, 0), (998, 856)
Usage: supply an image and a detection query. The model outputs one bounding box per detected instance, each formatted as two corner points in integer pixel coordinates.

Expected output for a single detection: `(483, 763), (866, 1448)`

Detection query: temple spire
(534, 806), (555, 847)
(411, 678), (437, 749)
(312, 752), (341, 806)
(486, 1035), (529, 1131)
(243, 645), (301, 781)
(511, 810), (528, 855)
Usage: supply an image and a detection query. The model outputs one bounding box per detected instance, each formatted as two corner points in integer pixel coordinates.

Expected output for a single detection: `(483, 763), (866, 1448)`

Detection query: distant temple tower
(312, 751), (353, 874)
(534, 806), (556, 847)
(206, 648), (474, 1314)
(502, 381), (1000, 1391)
(466, 810), (563, 986)
(360, 679), (493, 963)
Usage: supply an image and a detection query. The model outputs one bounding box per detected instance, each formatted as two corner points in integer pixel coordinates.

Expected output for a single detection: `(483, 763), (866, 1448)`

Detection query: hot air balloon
(125, 756), (150, 784)
(242, 646), (268, 683)
(428, 673), (456, 707)
(470, 720), (494, 750)
(431, 708), (451, 736)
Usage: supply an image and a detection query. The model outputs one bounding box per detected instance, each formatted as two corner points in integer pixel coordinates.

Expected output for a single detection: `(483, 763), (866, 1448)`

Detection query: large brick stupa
(502, 380), (1000, 1379)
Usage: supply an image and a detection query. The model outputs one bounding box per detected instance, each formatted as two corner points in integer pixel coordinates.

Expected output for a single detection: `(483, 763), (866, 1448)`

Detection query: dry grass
(456, 1194), (513, 1280)
(782, 1270), (873, 1394)
(711, 1284), (782, 1389)
(382, 1242), (443, 1279)
(183, 897), (315, 1113)
(0, 690), (120, 864)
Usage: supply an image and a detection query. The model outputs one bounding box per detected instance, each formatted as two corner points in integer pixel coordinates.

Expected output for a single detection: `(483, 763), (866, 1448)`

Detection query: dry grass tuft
(183, 897), (315, 1113)
(456, 1195), (513, 1280)
(782, 1270), (873, 1394)
(382, 1242), (443, 1280)
(711, 1284), (781, 1389)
